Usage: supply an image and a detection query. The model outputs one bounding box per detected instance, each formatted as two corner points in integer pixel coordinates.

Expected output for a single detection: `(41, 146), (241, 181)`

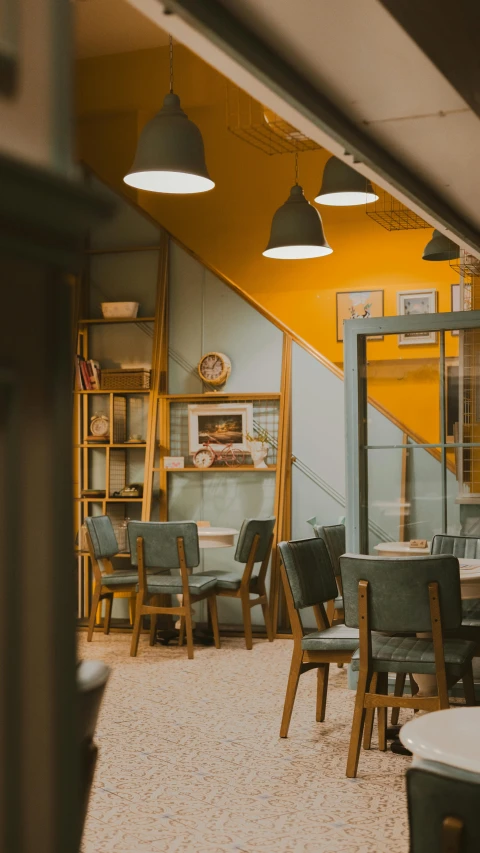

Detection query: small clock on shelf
(87, 413), (110, 441)
(197, 352), (231, 387)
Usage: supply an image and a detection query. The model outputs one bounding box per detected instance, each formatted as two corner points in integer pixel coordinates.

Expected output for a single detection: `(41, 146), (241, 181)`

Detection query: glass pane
(367, 447), (443, 554)
(366, 333), (441, 446)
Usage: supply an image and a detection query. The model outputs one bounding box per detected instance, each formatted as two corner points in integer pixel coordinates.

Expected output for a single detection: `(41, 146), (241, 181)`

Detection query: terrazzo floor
(79, 632), (411, 853)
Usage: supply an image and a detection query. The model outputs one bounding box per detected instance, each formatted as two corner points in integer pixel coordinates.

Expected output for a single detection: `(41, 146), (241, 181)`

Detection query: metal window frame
(344, 309), (480, 552)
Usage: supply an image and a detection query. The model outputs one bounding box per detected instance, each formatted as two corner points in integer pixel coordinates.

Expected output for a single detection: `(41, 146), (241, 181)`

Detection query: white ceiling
(126, 0), (480, 255)
(74, 0), (169, 58)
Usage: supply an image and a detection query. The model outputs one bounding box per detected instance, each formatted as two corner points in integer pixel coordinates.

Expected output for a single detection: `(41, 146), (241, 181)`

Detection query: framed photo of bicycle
(188, 403), (253, 457)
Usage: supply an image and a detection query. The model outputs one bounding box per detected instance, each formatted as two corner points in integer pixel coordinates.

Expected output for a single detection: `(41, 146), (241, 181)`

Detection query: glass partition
(344, 308), (480, 553)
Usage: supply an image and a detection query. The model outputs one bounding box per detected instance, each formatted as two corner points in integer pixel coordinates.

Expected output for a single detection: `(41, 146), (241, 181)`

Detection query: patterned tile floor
(79, 633), (411, 853)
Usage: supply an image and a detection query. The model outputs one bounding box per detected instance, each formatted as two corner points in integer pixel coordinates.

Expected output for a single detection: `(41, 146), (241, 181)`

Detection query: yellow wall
(76, 45), (458, 442)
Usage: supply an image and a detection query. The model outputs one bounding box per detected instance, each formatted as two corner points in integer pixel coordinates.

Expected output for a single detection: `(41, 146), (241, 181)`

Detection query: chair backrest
(313, 524), (345, 576)
(84, 516), (118, 559)
(235, 517), (276, 564)
(431, 534), (480, 560)
(128, 521), (200, 569)
(407, 766), (480, 853)
(278, 537), (338, 611)
(340, 554), (462, 633)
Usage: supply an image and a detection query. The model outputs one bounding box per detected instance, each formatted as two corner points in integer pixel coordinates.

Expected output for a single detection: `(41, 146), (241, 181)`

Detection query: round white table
(198, 527), (239, 549)
(374, 541), (430, 557)
(400, 707), (480, 775)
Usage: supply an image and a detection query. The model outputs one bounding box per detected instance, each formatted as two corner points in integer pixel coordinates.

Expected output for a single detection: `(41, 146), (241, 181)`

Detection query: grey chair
(128, 521), (220, 660)
(278, 537), (359, 737)
(431, 534), (480, 646)
(340, 553), (477, 778)
(313, 523), (345, 623)
(194, 517), (275, 649)
(85, 515), (143, 641)
(77, 660), (110, 839)
(407, 764), (480, 853)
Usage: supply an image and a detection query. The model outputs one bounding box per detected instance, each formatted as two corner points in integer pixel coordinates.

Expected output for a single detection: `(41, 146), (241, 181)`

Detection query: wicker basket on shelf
(100, 369), (151, 390)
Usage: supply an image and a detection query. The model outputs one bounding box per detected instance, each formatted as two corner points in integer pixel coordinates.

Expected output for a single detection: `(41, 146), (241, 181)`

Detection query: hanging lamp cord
(169, 35), (174, 93)
(294, 151), (299, 185)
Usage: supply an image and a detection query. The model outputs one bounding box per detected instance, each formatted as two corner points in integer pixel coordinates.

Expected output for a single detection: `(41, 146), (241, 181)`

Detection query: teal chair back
(431, 534), (480, 560)
(407, 765), (480, 852)
(128, 521), (200, 569)
(84, 516), (118, 559)
(235, 517), (276, 563)
(278, 538), (338, 610)
(340, 554), (462, 633)
(313, 524), (345, 576)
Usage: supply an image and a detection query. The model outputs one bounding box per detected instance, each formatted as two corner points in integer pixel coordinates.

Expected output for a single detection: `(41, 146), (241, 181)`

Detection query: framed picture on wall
(336, 290), (384, 342)
(188, 403), (253, 453)
(397, 289), (437, 345)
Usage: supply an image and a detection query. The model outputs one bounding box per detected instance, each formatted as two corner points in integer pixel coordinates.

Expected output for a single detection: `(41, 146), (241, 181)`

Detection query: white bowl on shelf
(101, 302), (139, 319)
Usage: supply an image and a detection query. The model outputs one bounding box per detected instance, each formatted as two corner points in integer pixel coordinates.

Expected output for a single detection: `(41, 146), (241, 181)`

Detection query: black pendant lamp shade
(315, 156), (378, 206)
(263, 184), (332, 259)
(123, 92), (214, 194)
(422, 229), (459, 261)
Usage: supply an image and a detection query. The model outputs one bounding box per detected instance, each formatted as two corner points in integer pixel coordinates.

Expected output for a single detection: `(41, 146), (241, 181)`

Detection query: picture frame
(451, 283), (460, 337)
(188, 403), (253, 454)
(336, 290), (384, 343)
(397, 289), (437, 345)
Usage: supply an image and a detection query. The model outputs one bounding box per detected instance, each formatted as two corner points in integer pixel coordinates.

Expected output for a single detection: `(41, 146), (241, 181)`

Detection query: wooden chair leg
(207, 595), (221, 649)
(363, 672), (378, 750)
(377, 672), (388, 752)
(103, 594), (113, 635)
(184, 605), (195, 660)
(316, 664), (329, 722)
(130, 594), (143, 657)
(149, 601), (158, 647)
(241, 593), (253, 650)
(346, 668), (370, 778)
(87, 586), (101, 642)
(390, 672), (406, 726)
(280, 647), (303, 738)
(462, 663), (476, 706)
(128, 594), (136, 626)
(178, 617), (185, 647)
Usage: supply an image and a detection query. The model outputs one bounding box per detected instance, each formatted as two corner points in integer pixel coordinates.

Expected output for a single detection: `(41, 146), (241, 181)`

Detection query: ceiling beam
(128, 0), (480, 257)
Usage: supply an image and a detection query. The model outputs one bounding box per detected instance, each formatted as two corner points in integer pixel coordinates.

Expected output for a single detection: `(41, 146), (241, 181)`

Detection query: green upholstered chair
(313, 523), (345, 623)
(340, 553), (477, 778)
(77, 660), (110, 841)
(278, 537), (359, 737)
(431, 534), (480, 647)
(407, 764), (480, 853)
(85, 515), (145, 641)
(194, 517), (275, 650)
(128, 521), (220, 660)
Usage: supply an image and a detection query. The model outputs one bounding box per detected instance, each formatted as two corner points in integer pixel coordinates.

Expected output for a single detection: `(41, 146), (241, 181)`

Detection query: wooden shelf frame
(73, 177), (294, 636)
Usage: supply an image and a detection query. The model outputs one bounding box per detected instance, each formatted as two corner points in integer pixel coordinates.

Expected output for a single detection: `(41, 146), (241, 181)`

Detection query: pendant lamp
(124, 37), (214, 194)
(422, 229), (459, 261)
(315, 155), (378, 206)
(263, 155), (332, 260)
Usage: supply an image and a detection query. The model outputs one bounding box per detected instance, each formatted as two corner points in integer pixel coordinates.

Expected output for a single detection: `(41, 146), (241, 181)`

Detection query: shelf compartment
(74, 390), (151, 395)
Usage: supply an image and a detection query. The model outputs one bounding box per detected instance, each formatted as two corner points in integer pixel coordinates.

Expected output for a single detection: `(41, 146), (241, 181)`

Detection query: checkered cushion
(351, 633), (476, 676)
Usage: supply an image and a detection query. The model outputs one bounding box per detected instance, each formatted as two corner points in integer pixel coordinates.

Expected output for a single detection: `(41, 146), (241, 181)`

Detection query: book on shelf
(75, 356), (102, 390)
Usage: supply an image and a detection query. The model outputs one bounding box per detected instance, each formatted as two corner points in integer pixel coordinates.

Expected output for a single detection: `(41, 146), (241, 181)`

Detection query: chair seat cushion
(194, 570), (243, 590)
(139, 575), (217, 596)
(351, 634), (477, 676)
(101, 571), (139, 587)
(462, 598), (480, 627)
(302, 624), (359, 652)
